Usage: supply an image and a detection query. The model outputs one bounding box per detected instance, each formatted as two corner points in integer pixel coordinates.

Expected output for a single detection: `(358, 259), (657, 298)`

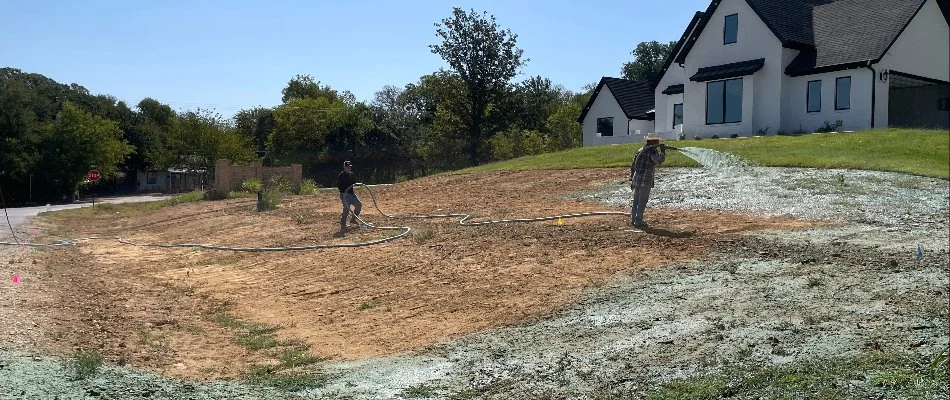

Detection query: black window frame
(146, 171), (158, 185)
(672, 103), (684, 128)
(835, 76), (851, 110)
(706, 78), (743, 125)
(596, 117), (614, 136)
(806, 80), (822, 113)
(724, 14), (738, 44)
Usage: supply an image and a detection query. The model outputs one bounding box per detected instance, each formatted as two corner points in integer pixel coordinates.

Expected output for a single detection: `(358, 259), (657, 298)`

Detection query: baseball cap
(343, 160), (352, 166)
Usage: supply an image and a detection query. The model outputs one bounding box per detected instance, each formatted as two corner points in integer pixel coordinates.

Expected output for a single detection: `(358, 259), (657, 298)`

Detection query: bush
(490, 128), (545, 160)
(69, 349), (103, 380)
(678, 133), (686, 140)
(815, 120), (843, 133)
(711, 135), (720, 139)
(240, 178), (263, 194)
(298, 179), (319, 195)
(730, 134), (740, 138)
(694, 135), (703, 140)
(257, 176), (293, 211)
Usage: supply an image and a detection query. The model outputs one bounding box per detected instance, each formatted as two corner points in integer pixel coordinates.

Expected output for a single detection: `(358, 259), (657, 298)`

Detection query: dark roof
(577, 77), (655, 123)
(662, 84), (684, 95)
(785, 0), (927, 76)
(652, 11), (704, 91)
(690, 58), (765, 82)
(674, 0), (934, 77)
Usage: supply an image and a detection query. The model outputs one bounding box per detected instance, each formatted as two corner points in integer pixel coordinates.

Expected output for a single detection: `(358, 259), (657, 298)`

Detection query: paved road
(0, 194), (170, 241)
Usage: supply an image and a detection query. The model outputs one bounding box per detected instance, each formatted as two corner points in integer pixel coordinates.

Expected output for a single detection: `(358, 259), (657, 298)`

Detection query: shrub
(490, 128), (545, 160)
(711, 135), (720, 139)
(730, 133), (740, 138)
(257, 176), (293, 211)
(298, 179), (319, 195)
(815, 120), (843, 133)
(240, 178), (263, 194)
(69, 349), (104, 380)
(693, 135), (703, 140)
(678, 133), (686, 140)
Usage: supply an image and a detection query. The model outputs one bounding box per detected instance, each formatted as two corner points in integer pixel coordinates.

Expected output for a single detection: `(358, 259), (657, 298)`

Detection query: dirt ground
(1, 169), (817, 380)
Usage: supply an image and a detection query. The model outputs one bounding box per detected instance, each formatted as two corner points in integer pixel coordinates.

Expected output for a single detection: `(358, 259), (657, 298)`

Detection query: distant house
(136, 168), (206, 193)
(577, 78), (655, 146)
(583, 0), (950, 144)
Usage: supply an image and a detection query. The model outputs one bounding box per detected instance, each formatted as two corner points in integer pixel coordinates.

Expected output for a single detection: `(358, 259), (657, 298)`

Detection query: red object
(12, 274), (21, 285)
(88, 169), (100, 182)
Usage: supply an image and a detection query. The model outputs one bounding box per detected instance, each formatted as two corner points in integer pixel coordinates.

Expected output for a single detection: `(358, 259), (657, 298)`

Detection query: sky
(2, 0), (710, 117)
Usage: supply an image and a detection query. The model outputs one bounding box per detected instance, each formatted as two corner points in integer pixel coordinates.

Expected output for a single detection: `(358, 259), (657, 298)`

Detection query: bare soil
(1, 169), (815, 380)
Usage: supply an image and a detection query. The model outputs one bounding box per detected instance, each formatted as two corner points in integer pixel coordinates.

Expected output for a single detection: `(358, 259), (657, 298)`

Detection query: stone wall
(214, 159), (302, 193)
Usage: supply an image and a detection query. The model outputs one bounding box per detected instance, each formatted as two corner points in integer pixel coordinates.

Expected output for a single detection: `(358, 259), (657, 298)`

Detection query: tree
(430, 7), (526, 166)
(234, 107), (275, 154)
(620, 41), (678, 83)
(281, 74), (340, 103)
(156, 109), (254, 176)
(545, 89), (592, 151)
(33, 102), (134, 199)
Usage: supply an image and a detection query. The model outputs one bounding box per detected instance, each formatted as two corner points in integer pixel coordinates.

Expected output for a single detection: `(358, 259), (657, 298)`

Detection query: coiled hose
(0, 183), (630, 252)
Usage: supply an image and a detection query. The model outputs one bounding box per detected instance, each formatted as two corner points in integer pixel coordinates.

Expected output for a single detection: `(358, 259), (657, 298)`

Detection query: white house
(585, 0), (950, 144)
(577, 78), (655, 146)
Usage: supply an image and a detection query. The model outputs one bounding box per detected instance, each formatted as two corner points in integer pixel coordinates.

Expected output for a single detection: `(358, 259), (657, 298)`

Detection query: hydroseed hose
(0, 183), (630, 252)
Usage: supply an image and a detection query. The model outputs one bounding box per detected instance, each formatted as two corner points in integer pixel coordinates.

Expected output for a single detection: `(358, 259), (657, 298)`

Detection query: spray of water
(675, 147), (753, 171)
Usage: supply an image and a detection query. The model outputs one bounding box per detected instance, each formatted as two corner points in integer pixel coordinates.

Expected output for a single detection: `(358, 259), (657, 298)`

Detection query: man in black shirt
(336, 160), (362, 232)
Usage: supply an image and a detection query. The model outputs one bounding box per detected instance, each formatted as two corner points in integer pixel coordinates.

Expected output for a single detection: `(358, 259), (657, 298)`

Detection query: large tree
(430, 7), (526, 166)
(621, 40), (678, 83)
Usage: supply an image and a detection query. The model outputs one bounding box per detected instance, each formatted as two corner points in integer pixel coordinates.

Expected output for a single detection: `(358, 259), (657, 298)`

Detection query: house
(136, 168), (206, 193)
(583, 0), (950, 144)
(577, 77), (655, 146)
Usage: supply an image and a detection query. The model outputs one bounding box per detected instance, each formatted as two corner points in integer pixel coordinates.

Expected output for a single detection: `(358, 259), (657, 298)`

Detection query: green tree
(157, 109), (254, 176)
(430, 7), (526, 166)
(281, 74), (340, 103)
(544, 89), (592, 152)
(234, 106), (275, 154)
(621, 40), (678, 83)
(33, 102), (134, 199)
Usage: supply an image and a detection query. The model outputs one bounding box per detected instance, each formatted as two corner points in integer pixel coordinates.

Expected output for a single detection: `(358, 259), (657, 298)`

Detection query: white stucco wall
(583, 85), (654, 146)
(783, 69), (873, 133)
(874, 0), (949, 128)
(137, 170), (169, 192)
(654, 64), (686, 134)
(878, 0), (950, 82)
(682, 0), (785, 137)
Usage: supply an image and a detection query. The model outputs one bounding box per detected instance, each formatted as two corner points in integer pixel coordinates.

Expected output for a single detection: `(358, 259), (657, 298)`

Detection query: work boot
(633, 220), (649, 229)
(349, 216), (359, 225)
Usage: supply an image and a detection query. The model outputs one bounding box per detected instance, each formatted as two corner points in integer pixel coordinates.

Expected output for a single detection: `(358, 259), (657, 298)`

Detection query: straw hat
(643, 133), (663, 141)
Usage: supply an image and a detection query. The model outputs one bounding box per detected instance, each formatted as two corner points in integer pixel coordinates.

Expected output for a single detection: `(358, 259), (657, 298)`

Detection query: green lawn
(459, 129), (950, 179)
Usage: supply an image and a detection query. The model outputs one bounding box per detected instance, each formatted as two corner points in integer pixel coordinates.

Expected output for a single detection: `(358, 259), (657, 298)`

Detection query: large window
(596, 117), (614, 136)
(835, 76), (851, 110)
(673, 103), (683, 128)
(807, 80), (822, 113)
(146, 171), (157, 185)
(724, 14), (738, 44)
(706, 78), (743, 124)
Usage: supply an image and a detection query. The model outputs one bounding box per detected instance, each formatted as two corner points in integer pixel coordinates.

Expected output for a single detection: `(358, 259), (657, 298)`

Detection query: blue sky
(2, 0), (709, 117)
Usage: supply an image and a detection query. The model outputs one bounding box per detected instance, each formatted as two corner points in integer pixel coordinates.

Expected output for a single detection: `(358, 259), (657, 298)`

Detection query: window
(146, 171), (157, 185)
(835, 76), (851, 110)
(706, 78), (743, 124)
(673, 103), (683, 128)
(596, 117), (614, 136)
(724, 14), (738, 44)
(807, 80), (822, 113)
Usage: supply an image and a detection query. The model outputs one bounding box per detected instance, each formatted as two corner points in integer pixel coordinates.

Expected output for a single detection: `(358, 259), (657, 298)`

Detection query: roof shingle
(577, 77), (655, 123)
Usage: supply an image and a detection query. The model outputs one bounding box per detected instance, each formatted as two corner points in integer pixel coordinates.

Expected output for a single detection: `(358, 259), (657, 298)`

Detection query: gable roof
(577, 77), (655, 123)
(785, 0), (928, 76)
(651, 11), (705, 91)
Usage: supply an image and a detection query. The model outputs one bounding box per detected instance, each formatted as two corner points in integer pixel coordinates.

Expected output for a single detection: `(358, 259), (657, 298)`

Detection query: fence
(213, 159), (302, 194)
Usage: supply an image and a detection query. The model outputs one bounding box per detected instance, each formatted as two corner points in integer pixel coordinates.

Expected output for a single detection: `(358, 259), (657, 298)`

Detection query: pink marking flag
(12, 274), (21, 285)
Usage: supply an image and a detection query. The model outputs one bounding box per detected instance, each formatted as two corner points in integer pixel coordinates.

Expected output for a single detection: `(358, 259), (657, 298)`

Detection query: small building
(136, 168), (206, 193)
(577, 77), (656, 146)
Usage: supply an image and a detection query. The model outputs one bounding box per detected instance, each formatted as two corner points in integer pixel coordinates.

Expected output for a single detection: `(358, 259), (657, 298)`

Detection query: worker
(630, 133), (667, 228)
(336, 160), (362, 233)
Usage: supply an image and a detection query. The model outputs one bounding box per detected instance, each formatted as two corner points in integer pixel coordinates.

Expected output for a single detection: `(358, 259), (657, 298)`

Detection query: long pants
(340, 192), (362, 229)
(631, 185), (652, 224)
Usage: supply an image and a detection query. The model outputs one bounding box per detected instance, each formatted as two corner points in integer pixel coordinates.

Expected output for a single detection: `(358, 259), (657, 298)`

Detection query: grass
(69, 349), (104, 380)
(211, 310), (328, 391)
(398, 384), (438, 398)
(457, 129), (949, 179)
(644, 351), (949, 400)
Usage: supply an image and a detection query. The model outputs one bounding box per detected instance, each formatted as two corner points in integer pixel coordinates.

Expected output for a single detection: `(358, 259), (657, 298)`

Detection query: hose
(1, 183), (630, 252)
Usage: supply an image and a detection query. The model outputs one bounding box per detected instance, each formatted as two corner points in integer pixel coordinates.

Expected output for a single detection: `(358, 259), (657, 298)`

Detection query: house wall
(583, 85), (642, 146)
(137, 170), (169, 193)
(874, 0), (950, 128)
(782, 68), (873, 133)
(654, 65), (686, 135)
(682, 0), (784, 137)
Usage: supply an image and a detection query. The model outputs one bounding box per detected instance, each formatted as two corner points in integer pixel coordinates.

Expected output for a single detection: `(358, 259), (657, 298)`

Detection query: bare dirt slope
(2, 169), (814, 380)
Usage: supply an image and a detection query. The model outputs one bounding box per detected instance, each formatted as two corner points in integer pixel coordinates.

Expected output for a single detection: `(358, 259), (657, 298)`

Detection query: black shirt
(336, 170), (356, 194)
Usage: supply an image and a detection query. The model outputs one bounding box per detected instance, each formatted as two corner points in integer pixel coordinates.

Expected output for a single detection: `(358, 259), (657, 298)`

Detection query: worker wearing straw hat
(629, 133), (667, 228)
